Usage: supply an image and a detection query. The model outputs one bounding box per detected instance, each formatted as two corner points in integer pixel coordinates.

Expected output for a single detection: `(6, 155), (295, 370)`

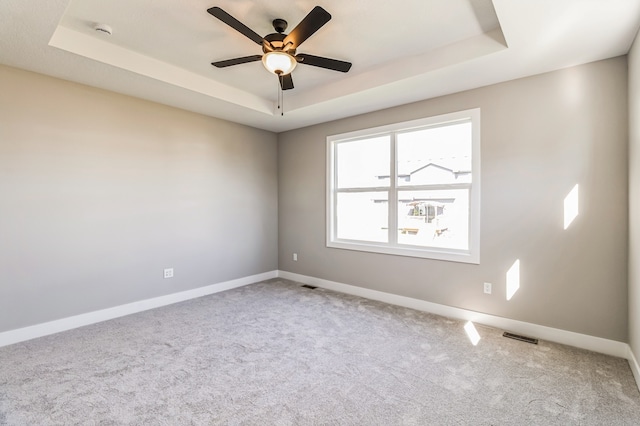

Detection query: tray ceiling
(1, 0), (639, 132)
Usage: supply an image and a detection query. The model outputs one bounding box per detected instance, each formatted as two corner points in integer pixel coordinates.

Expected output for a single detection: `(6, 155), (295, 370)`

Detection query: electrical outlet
(164, 268), (174, 279)
(484, 282), (492, 294)
(293, 253), (298, 261)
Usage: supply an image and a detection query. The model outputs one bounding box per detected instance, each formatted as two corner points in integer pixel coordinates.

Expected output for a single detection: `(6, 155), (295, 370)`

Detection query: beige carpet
(0, 278), (638, 425)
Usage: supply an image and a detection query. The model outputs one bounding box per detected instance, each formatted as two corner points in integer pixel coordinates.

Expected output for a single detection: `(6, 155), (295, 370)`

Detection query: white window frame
(326, 108), (480, 264)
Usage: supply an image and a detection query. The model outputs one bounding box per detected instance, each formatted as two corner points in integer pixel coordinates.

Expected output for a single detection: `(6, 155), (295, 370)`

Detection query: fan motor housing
(263, 33), (296, 55)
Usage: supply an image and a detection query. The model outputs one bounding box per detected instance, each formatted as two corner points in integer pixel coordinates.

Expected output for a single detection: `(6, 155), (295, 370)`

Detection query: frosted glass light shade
(262, 51), (297, 75)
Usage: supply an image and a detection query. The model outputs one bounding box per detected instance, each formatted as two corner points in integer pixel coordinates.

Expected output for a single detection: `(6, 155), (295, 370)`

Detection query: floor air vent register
(503, 332), (539, 344)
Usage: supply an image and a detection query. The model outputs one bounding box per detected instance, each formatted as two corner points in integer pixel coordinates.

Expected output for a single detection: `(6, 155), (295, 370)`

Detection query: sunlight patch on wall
(564, 184), (579, 230)
(506, 259), (520, 301)
(464, 321), (481, 346)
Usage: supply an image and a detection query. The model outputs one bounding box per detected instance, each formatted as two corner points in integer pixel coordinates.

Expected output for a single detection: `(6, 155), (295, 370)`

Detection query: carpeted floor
(0, 278), (638, 425)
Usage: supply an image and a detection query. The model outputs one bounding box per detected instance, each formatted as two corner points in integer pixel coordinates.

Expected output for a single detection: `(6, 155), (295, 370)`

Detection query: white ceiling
(1, 0), (639, 132)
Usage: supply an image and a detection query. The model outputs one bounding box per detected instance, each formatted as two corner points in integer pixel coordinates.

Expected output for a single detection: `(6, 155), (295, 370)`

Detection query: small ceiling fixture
(94, 23), (112, 36)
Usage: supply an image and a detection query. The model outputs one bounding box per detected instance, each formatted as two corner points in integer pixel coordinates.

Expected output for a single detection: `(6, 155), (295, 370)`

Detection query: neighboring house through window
(326, 108), (480, 263)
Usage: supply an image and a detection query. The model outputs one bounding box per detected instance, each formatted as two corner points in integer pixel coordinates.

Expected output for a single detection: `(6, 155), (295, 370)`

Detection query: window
(326, 109), (480, 263)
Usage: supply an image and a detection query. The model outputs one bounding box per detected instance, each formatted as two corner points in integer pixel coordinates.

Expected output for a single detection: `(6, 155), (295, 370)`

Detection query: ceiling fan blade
(296, 54), (352, 73)
(282, 6), (331, 49)
(212, 55), (263, 68)
(207, 7), (264, 45)
(279, 73), (294, 90)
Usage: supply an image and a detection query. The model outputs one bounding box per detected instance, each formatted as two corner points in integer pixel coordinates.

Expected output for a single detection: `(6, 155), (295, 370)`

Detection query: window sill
(327, 240), (479, 264)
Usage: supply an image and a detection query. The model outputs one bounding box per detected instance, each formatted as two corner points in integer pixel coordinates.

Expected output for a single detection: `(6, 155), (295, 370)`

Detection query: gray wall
(1, 56), (631, 344)
(279, 57), (629, 342)
(630, 32), (640, 358)
(0, 65), (278, 333)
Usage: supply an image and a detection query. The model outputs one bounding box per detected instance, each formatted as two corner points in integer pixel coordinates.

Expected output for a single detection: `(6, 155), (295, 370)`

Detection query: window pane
(337, 192), (388, 242)
(336, 136), (390, 188)
(397, 189), (469, 250)
(397, 122), (472, 186)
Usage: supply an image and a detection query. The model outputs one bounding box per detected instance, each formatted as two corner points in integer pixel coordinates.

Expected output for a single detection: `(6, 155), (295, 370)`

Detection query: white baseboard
(629, 346), (640, 392)
(278, 271), (629, 360)
(0, 270), (278, 348)
(3, 269), (637, 391)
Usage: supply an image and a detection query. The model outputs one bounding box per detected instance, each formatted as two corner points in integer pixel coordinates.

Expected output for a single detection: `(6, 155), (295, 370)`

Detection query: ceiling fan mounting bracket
(272, 18), (288, 34)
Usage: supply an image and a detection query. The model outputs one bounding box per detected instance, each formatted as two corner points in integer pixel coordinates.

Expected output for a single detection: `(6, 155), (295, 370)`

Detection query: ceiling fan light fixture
(262, 51), (297, 75)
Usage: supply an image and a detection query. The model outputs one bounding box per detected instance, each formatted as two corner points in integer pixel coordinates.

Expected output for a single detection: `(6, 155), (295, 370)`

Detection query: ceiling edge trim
(48, 25), (273, 115)
(286, 28), (508, 114)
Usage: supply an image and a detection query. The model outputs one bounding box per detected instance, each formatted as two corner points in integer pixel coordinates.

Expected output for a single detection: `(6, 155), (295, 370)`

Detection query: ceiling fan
(207, 6), (352, 91)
